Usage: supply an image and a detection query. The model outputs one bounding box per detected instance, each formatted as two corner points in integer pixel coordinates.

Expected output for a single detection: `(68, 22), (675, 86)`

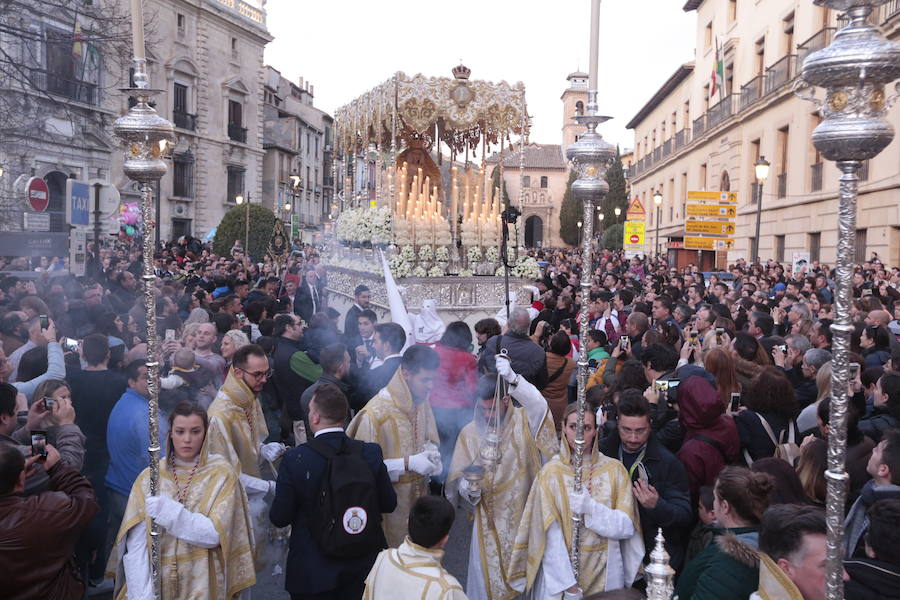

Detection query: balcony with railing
(662, 138), (672, 158)
(653, 146), (662, 162)
(674, 128), (689, 150)
(777, 172), (787, 198)
(29, 68), (98, 105)
(707, 94), (738, 129)
(740, 75), (764, 110)
(693, 114), (707, 138)
(228, 123), (248, 143)
(796, 28), (835, 68)
(811, 162), (823, 192)
(765, 54), (796, 95)
(883, 0), (900, 21)
(173, 110), (197, 131)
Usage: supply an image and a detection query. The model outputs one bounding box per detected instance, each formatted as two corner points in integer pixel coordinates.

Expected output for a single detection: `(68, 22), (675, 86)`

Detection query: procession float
(325, 65), (542, 325)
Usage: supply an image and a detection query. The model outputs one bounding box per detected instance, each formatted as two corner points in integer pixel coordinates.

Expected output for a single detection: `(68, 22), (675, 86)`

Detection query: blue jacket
(269, 430), (397, 595)
(105, 388), (168, 496)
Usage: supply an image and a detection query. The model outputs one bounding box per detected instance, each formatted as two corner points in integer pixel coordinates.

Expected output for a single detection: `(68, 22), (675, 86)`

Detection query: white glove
(408, 449), (442, 476)
(458, 476), (482, 506)
(563, 589), (584, 600)
(495, 354), (517, 384)
(260, 442), (286, 462)
(145, 494), (184, 530)
(568, 489), (592, 517)
(239, 472), (274, 496)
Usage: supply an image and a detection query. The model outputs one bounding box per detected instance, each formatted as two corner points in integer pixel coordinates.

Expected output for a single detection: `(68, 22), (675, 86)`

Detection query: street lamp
(653, 190), (663, 257)
(235, 192), (250, 255)
(752, 156), (770, 264)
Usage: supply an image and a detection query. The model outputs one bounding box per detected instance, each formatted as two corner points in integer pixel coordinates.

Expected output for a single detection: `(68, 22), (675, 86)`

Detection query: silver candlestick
(112, 3), (176, 596)
(798, 2), (900, 598)
(564, 0), (616, 580)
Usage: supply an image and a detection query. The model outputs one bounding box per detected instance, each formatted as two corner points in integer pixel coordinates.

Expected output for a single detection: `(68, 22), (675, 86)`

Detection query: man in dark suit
(346, 309), (378, 370)
(270, 383), (397, 600)
(350, 322), (405, 408)
(343, 284), (372, 343)
(294, 269), (322, 323)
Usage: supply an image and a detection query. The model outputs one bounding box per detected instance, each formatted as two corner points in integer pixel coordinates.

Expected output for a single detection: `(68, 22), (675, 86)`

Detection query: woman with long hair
(736, 366), (800, 463)
(676, 466), (774, 600)
(509, 403), (644, 597)
(703, 348), (741, 409)
(220, 330), (250, 376)
(109, 401), (255, 599)
(796, 437), (828, 506)
(797, 361), (833, 433)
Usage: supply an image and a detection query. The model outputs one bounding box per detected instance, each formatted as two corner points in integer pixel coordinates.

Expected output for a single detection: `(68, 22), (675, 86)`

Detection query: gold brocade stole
(110, 456), (256, 600)
(756, 553), (805, 600)
(208, 370), (268, 477)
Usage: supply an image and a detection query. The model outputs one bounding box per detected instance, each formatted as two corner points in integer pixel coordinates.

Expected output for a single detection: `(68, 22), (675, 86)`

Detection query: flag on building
(72, 20), (85, 60)
(710, 37), (725, 101)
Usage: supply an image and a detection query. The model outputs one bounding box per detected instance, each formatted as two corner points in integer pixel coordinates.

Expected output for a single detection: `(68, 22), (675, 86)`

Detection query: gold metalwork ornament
(870, 89), (885, 111)
(829, 90), (849, 111)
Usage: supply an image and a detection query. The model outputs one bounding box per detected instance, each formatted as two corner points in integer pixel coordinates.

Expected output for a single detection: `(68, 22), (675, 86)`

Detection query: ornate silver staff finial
(797, 2), (900, 598)
(565, 0), (616, 581)
(645, 528), (675, 600)
(112, 2), (176, 598)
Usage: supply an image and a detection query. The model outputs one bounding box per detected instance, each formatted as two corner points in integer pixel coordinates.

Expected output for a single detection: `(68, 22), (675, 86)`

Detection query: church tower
(561, 71), (589, 150)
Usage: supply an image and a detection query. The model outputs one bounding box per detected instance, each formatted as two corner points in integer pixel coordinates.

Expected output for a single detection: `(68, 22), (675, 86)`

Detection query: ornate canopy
(334, 66), (529, 155)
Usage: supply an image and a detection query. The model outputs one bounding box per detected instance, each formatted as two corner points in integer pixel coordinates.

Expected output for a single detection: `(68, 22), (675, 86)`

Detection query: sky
(264, 1), (698, 151)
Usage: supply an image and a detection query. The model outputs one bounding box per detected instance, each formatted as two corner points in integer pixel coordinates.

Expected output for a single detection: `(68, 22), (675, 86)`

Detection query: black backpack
(306, 437), (385, 558)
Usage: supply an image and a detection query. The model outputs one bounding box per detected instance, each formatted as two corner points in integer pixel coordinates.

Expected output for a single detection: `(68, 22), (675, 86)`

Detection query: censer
(478, 351), (510, 471)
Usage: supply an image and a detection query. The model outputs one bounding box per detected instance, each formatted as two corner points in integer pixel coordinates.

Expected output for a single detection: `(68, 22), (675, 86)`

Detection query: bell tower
(561, 71), (589, 150)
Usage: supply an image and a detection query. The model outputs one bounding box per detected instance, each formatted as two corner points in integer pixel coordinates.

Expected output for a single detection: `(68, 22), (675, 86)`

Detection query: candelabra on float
(112, 1), (176, 598)
(565, 0), (617, 580)
(797, 1), (900, 598)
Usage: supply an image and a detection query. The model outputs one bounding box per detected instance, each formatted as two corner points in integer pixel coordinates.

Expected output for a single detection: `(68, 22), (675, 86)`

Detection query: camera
(715, 327), (724, 344)
(31, 430), (48, 461)
(43, 396), (55, 411)
(619, 336), (630, 350)
(849, 363), (860, 379)
(39, 314), (49, 330)
(60, 337), (80, 353)
(689, 330), (699, 345)
(776, 344), (787, 353)
(730, 392), (742, 413)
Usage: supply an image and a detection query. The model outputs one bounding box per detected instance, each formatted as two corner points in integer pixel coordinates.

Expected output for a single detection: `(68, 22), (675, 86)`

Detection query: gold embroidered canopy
(334, 65), (529, 155)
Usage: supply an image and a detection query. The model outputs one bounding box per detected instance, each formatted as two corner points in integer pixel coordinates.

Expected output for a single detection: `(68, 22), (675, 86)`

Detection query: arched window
(575, 101), (584, 116)
(720, 170), (731, 191)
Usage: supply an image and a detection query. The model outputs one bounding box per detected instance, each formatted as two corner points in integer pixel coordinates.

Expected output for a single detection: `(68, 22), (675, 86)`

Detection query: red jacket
(676, 376), (741, 502)
(429, 343), (478, 410)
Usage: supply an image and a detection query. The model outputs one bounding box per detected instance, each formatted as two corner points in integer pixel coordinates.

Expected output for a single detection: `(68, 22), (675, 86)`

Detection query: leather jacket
(0, 464), (99, 599)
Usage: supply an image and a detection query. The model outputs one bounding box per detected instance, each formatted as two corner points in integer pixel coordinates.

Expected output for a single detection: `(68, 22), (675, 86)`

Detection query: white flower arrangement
(412, 266), (427, 277)
(399, 245), (415, 261)
(418, 245), (433, 261)
(434, 246), (449, 262)
(428, 265), (445, 277)
(495, 255), (541, 280)
(458, 268), (473, 277)
(467, 246), (483, 263)
(336, 206), (393, 245)
(485, 246), (500, 264)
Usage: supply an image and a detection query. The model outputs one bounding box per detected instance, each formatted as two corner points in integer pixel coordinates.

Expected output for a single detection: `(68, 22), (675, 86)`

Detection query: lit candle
(450, 167), (458, 236)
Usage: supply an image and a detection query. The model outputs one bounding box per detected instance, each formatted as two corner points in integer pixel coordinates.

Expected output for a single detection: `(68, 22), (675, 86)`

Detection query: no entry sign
(26, 177), (50, 212)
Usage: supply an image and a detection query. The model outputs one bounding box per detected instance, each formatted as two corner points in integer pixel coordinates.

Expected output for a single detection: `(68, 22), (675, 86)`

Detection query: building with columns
(628, 0), (900, 267)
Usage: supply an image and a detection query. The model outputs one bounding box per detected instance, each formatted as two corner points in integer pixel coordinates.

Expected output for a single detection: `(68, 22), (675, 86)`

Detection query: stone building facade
(262, 67), (334, 244)
(628, 0), (900, 266)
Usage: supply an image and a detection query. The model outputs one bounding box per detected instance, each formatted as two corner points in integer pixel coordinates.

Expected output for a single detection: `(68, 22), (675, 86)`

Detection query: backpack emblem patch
(342, 507), (368, 534)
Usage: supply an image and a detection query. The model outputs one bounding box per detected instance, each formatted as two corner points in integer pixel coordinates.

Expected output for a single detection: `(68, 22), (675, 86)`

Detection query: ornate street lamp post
(112, 1), (175, 597)
(565, 0), (617, 580)
(798, 2), (900, 597)
(751, 156), (770, 263)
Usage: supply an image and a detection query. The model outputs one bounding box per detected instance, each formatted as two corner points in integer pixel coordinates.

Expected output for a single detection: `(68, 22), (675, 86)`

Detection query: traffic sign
(685, 204), (738, 218)
(26, 177), (49, 212)
(687, 191), (738, 203)
(626, 197), (646, 219)
(685, 220), (737, 235)
(685, 236), (735, 251)
(623, 221), (646, 251)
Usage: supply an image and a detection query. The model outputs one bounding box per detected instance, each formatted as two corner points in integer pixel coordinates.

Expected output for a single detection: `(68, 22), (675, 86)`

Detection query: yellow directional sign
(685, 220), (737, 235)
(685, 204), (738, 218)
(687, 191), (738, 203)
(685, 236), (735, 251)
